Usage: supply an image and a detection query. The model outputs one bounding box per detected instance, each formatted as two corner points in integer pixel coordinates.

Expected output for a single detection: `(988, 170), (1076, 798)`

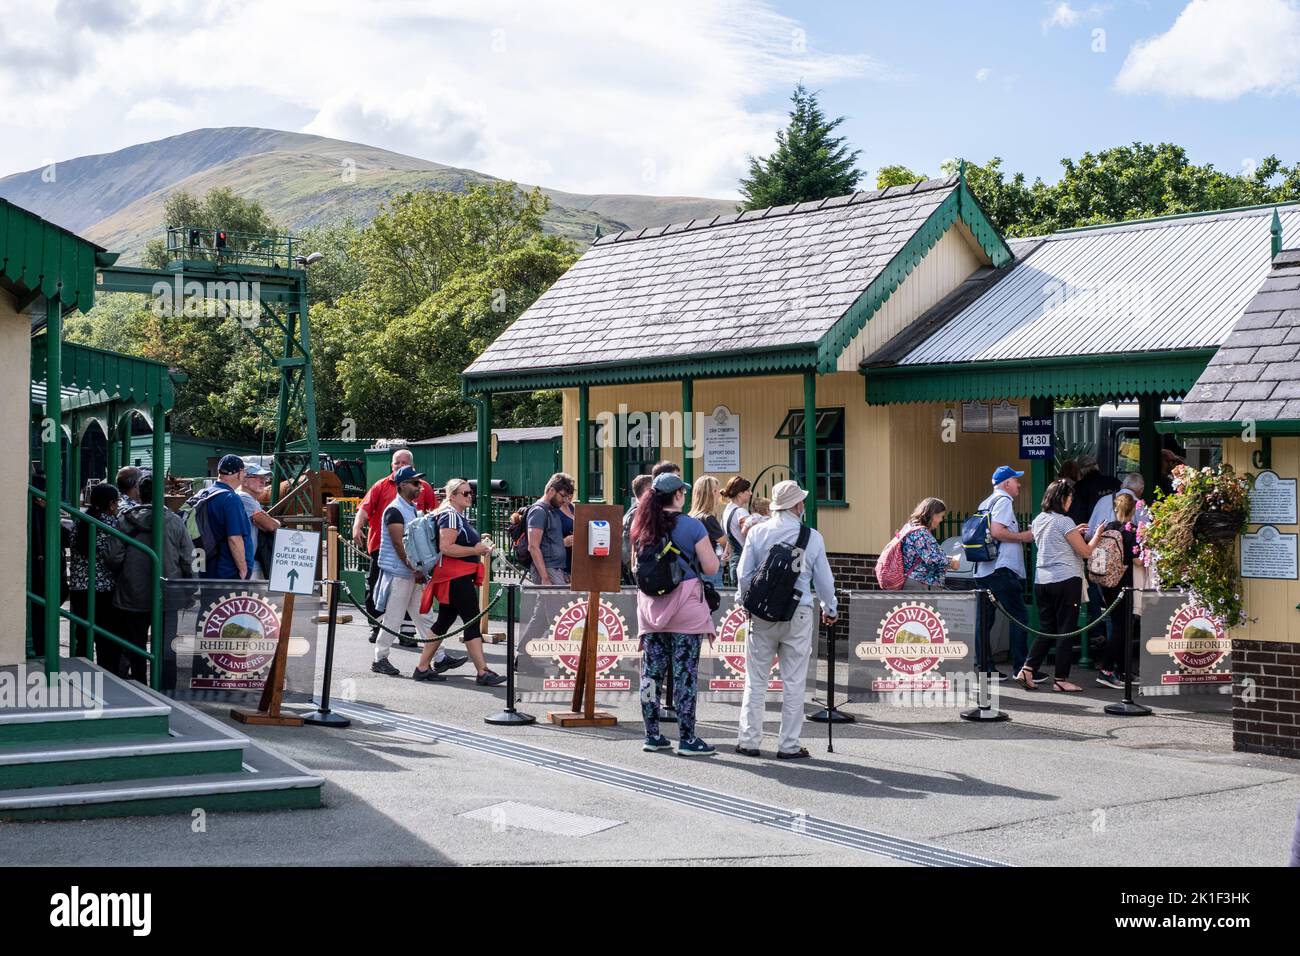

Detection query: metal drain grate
(459, 801), (623, 837)
(330, 701), (1007, 868)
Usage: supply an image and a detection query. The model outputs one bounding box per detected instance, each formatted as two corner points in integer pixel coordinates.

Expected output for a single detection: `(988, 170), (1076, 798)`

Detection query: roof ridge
(592, 174), (959, 247)
(1033, 200), (1300, 241)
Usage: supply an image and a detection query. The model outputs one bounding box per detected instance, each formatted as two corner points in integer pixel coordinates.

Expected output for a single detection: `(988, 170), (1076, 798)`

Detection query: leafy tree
(876, 165), (927, 190)
(143, 187), (281, 269)
(940, 157), (1037, 236)
(740, 83), (862, 209)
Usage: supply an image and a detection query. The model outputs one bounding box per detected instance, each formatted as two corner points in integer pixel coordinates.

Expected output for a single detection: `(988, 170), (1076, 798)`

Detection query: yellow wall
(0, 291), (30, 665)
(1224, 436), (1300, 645)
(563, 375), (1027, 555)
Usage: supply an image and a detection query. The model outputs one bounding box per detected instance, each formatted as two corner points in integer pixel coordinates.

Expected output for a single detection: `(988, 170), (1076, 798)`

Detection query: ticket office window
(778, 407), (846, 506)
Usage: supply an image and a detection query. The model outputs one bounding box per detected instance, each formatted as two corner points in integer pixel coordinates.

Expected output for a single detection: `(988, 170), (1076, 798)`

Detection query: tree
(739, 83), (862, 209)
(142, 187), (281, 269)
(876, 165), (928, 190)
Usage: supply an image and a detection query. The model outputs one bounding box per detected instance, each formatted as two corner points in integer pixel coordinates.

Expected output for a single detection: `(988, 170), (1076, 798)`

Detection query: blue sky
(0, 0), (1296, 197)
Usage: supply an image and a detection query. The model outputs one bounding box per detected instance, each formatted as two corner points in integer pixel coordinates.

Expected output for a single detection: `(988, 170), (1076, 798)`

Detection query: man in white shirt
(734, 480), (837, 760)
(973, 466), (1035, 681)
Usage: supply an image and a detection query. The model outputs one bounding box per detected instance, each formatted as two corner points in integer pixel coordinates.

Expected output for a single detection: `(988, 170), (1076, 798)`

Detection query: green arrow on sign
(286, 568), (299, 590)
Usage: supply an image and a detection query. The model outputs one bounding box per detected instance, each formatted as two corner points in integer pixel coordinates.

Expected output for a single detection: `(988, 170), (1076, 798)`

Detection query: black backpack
(635, 536), (690, 597)
(509, 503), (546, 568)
(743, 524), (811, 623)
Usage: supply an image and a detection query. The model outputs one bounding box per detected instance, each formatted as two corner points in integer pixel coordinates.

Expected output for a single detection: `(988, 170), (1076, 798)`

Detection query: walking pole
(486, 582), (537, 725)
(304, 578), (351, 728)
(962, 587), (1009, 722)
(1105, 587), (1151, 717)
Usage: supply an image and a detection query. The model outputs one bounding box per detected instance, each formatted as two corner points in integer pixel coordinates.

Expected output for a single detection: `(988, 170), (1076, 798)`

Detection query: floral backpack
(875, 525), (912, 590)
(1086, 528), (1127, 588)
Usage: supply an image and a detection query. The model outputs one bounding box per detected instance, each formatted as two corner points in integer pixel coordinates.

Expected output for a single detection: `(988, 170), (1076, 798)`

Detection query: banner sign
(515, 587), (815, 703)
(161, 580), (320, 701)
(1137, 591), (1233, 697)
(844, 591), (977, 701)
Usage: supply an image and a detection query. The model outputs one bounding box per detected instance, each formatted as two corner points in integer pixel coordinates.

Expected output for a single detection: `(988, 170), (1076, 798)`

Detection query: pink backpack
(875, 525), (912, 590)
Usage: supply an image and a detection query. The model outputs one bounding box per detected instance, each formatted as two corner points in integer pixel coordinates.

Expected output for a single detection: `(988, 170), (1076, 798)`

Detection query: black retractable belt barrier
(304, 579), (351, 728)
(961, 588), (1009, 723)
(659, 638), (678, 722)
(1105, 588), (1152, 717)
(485, 583), (537, 726)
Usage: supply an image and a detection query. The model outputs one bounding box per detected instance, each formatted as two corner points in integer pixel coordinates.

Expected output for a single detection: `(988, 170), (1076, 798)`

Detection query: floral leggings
(640, 632), (702, 741)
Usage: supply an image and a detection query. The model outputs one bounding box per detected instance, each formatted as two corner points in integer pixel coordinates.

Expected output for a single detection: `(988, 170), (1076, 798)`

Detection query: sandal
(1052, 679), (1083, 692)
(1014, 668), (1037, 690)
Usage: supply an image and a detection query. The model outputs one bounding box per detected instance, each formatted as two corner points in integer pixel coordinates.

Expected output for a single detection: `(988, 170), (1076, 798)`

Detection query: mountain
(0, 127), (737, 261)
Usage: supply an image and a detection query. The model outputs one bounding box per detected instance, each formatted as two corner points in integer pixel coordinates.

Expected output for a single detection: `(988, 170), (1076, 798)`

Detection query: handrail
(28, 485), (164, 689)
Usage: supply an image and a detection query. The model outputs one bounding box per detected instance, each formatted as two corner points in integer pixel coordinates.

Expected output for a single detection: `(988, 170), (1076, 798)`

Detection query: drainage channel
(330, 700), (1007, 868)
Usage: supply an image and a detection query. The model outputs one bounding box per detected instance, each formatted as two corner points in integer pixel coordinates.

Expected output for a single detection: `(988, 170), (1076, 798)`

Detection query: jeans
(376, 573), (435, 661)
(976, 568), (1028, 673)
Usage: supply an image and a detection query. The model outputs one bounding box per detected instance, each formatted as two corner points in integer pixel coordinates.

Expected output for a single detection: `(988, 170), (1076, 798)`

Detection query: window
(587, 421), (605, 501)
(778, 407), (846, 505)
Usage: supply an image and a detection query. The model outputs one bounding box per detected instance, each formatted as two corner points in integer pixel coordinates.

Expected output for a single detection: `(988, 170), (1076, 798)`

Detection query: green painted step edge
(0, 783), (321, 822)
(0, 714), (170, 745)
(0, 744), (245, 790)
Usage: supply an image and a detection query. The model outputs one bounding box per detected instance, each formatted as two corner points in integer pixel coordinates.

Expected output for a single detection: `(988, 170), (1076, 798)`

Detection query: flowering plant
(1137, 464), (1250, 628)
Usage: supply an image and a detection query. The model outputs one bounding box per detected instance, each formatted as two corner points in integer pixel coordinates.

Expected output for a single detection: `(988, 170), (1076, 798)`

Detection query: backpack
(403, 509), (454, 574)
(743, 523), (811, 623)
(875, 525), (911, 591)
(1086, 528), (1127, 587)
(962, 493), (1008, 565)
(180, 485), (231, 563)
(509, 504), (545, 568)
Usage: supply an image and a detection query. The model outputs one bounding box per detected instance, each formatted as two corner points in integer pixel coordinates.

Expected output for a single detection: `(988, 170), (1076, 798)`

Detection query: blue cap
(652, 472), (687, 495)
(217, 454), (245, 475)
(992, 465), (1024, 485)
(392, 465), (425, 486)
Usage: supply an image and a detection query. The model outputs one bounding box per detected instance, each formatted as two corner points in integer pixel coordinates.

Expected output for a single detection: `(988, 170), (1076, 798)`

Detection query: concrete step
(0, 736), (324, 821)
(0, 700), (248, 789)
(0, 658), (170, 744)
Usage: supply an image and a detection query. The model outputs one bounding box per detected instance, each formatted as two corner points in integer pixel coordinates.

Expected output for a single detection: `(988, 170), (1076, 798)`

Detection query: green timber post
(1139, 393), (1161, 503)
(803, 370), (817, 530)
(682, 378), (694, 493)
(149, 405), (165, 689)
(43, 297), (62, 678)
(1029, 395), (1054, 516)
(577, 385), (589, 503)
(476, 392), (493, 534)
(1272, 209), (1283, 260)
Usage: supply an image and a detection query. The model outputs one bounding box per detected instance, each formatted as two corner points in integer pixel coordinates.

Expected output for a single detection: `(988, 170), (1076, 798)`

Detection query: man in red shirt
(354, 449), (438, 644)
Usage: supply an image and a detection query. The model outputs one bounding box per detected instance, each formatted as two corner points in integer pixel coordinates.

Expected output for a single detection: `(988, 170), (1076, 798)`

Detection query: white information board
(702, 404), (740, 472)
(962, 401), (989, 433)
(268, 528), (321, 595)
(991, 400), (1019, 433)
(1249, 470), (1297, 526)
(1240, 525), (1299, 580)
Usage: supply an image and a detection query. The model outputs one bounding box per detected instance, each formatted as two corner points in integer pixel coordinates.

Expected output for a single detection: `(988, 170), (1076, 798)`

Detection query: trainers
(676, 737), (717, 757)
(1096, 670), (1124, 690)
(412, 666), (446, 683)
(434, 654), (469, 674)
(981, 671), (1008, 682)
(475, 670), (507, 687)
(1032, 670), (1051, 683)
(371, 658), (400, 677)
(643, 734), (673, 752)
(368, 630), (378, 644)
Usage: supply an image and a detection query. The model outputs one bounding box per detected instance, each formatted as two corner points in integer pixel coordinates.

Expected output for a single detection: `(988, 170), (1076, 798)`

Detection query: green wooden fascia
(864, 348), (1217, 405)
(463, 345), (818, 395)
(30, 338), (176, 413)
(0, 198), (100, 313)
(814, 183), (1012, 372)
(1155, 419), (1300, 437)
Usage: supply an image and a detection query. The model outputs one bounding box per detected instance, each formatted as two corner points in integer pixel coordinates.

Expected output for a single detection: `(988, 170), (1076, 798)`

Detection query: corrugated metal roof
(412, 426), (563, 445)
(899, 204), (1300, 365)
(464, 177), (961, 377)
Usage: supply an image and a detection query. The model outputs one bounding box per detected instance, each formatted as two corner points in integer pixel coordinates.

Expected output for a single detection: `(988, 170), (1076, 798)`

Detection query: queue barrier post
(808, 601), (854, 754)
(304, 577), (351, 728)
(658, 647), (678, 723)
(961, 588), (1010, 723)
(1104, 587), (1152, 717)
(485, 582), (537, 726)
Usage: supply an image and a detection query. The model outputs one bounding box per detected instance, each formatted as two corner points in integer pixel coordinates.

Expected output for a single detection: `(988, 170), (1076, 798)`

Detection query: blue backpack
(961, 493), (1009, 564)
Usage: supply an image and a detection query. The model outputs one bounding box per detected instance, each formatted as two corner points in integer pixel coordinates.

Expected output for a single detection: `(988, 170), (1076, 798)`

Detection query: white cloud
(975, 67), (991, 82)
(1042, 2), (1106, 31)
(0, 0), (880, 198)
(1116, 0), (1300, 100)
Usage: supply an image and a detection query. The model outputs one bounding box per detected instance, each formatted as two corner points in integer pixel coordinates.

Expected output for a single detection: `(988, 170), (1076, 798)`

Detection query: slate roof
(464, 176), (964, 378)
(891, 204), (1300, 366)
(1180, 248), (1300, 423)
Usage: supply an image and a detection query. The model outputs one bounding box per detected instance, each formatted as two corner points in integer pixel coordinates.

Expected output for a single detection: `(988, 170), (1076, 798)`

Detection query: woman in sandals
(1017, 479), (1106, 691)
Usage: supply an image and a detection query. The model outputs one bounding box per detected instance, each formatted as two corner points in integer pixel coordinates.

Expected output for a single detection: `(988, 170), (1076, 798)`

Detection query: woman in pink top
(631, 472), (720, 757)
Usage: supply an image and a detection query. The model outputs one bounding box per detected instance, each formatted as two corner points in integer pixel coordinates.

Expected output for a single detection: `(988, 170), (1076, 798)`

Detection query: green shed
(364, 428), (562, 498)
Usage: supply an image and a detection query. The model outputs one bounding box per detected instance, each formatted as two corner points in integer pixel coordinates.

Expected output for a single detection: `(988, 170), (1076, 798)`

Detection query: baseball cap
(217, 454), (245, 475)
(392, 465), (425, 486)
(651, 472), (687, 495)
(992, 465), (1025, 485)
(243, 462), (270, 478)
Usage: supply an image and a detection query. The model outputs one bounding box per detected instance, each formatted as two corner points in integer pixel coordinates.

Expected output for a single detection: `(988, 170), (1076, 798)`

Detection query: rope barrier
(329, 578), (504, 645)
(985, 587), (1128, 640)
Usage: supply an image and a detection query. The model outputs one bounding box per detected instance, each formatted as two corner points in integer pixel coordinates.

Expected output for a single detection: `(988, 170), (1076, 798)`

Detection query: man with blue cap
(202, 454), (254, 580)
(973, 466), (1035, 680)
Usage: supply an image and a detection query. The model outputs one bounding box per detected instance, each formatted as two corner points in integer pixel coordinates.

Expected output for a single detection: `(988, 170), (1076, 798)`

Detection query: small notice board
(269, 528), (321, 595)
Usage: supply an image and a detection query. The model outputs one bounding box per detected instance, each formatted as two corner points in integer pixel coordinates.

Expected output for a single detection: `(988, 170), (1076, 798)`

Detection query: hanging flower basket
(1193, 508), (1246, 544)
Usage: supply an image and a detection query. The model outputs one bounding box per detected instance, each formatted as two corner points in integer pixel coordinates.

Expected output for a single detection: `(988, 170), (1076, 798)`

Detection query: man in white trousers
(371, 466), (443, 680)
(734, 479), (837, 760)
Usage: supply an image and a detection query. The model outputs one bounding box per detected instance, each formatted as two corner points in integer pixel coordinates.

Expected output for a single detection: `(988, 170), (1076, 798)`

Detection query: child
(741, 497), (770, 534)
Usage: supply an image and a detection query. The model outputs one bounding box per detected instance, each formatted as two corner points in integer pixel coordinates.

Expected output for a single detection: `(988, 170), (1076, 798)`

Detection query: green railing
(26, 486), (163, 690)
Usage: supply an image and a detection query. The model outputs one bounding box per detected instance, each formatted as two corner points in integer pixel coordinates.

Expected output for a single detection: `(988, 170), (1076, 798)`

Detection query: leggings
(1026, 579), (1081, 679)
(432, 574), (483, 643)
(640, 633), (702, 741)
